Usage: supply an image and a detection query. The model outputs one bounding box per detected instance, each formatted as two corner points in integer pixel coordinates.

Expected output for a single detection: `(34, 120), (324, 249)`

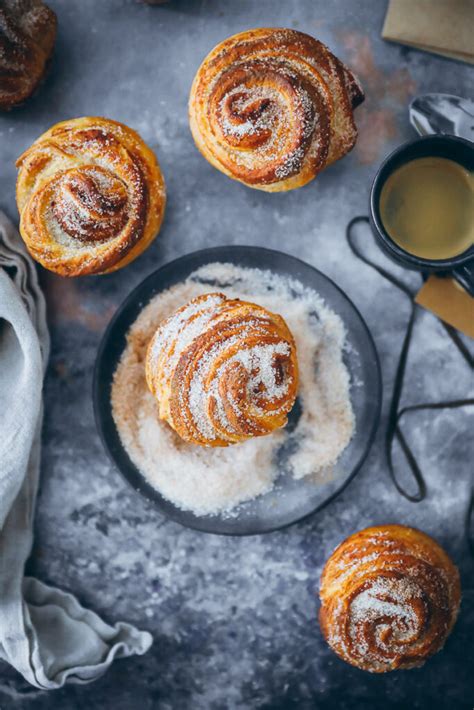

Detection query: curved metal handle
(452, 261), (474, 297)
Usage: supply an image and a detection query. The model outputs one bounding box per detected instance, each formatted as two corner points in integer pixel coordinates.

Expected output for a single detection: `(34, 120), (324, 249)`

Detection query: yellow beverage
(379, 157), (473, 260)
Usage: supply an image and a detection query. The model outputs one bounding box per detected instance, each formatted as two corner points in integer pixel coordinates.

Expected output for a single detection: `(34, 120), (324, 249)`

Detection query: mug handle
(452, 260), (474, 297)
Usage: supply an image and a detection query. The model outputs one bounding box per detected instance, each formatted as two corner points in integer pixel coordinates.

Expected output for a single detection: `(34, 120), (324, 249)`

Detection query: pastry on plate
(16, 117), (166, 276)
(319, 524), (461, 672)
(146, 292), (299, 446)
(0, 0), (57, 110)
(189, 28), (364, 192)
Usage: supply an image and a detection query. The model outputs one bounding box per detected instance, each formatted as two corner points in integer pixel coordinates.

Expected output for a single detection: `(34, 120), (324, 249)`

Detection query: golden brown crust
(189, 28), (364, 192)
(145, 292), (299, 446)
(0, 0), (57, 110)
(319, 525), (461, 673)
(16, 117), (166, 276)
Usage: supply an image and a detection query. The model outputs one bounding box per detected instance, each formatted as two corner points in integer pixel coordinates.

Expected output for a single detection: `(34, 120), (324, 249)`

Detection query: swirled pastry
(146, 292), (298, 446)
(319, 525), (461, 673)
(0, 0), (57, 110)
(189, 28), (364, 192)
(16, 117), (166, 276)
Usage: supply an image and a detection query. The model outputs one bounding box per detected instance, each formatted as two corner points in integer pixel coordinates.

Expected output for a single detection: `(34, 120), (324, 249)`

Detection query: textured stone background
(0, 1), (473, 708)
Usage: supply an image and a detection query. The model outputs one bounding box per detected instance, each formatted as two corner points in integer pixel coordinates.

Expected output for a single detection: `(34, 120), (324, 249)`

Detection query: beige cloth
(0, 212), (152, 689)
(382, 0), (474, 64)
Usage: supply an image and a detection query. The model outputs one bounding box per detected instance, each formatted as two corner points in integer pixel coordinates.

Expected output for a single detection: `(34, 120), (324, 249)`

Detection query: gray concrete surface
(0, 1), (472, 708)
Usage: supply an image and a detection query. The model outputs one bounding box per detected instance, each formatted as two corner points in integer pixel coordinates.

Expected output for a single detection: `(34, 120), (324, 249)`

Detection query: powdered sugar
(111, 263), (355, 516)
(351, 577), (423, 624)
(346, 576), (425, 661)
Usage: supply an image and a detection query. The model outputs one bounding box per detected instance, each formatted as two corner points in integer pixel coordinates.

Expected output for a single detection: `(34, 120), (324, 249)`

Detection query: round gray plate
(94, 246), (382, 535)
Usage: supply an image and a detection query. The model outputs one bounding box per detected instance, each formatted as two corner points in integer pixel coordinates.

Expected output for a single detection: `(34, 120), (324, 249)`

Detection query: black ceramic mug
(369, 134), (474, 296)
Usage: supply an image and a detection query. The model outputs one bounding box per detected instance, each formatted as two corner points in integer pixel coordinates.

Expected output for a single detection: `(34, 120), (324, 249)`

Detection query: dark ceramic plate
(94, 246), (382, 535)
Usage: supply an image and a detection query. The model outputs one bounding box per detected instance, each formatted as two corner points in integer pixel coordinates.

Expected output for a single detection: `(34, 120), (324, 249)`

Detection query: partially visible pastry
(146, 293), (299, 446)
(0, 0), (57, 110)
(319, 525), (461, 673)
(189, 28), (364, 192)
(16, 117), (166, 276)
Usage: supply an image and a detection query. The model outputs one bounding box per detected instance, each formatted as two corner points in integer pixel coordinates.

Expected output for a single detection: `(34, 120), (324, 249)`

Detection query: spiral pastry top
(145, 293), (299, 447)
(189, 28), (364, 192)
(16, 117), (166, 276)
(0, 0), (57, 110)
(319, 525), (461, 673)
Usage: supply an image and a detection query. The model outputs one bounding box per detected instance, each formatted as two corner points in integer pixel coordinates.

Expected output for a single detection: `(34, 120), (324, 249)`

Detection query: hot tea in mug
(370, 135), (474, 295)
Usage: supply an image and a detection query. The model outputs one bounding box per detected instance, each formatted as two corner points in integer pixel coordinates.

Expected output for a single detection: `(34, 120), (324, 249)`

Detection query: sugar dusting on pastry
(0, 0), (57, 110)
(111, 263), (355, 516)
(146, 293), (298, 445)
(189, 28), (364, 191)
(319, 525), (461, 673)
(16, 117), (166, 276)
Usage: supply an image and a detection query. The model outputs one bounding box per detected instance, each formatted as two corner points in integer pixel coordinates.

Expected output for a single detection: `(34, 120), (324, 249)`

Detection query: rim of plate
(93, 245), (382, 536)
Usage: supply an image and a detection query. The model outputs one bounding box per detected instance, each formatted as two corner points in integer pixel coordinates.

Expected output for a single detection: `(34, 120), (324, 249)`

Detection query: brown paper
(382, 0), (474, 65)
(416, 275), (474, 338)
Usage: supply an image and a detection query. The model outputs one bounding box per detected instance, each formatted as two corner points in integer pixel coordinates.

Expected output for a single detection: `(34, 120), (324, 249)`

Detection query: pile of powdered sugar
(348, 576), (424, 654)
(111, 263), (355, 516)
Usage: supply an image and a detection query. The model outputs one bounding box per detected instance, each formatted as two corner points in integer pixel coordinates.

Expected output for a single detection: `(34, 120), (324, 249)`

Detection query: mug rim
(370, 134), (474, 270)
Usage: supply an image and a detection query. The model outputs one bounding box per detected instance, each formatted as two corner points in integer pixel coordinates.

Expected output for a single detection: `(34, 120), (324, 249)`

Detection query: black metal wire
(345, 216), (474, 515)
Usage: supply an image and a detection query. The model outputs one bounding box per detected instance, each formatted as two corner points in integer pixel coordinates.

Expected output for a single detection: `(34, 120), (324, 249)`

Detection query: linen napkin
(382, 0), (474, 64)
(0, 211), (152, 689)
